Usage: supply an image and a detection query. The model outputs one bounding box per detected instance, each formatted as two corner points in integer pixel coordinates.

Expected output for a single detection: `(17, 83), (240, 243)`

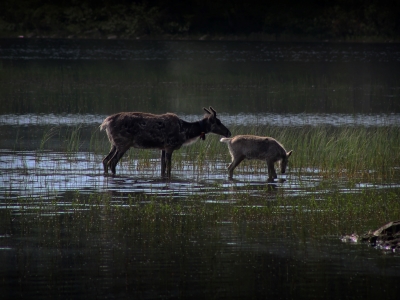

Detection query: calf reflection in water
(220, 135), (293, 182)
(100, 107), (231, 178)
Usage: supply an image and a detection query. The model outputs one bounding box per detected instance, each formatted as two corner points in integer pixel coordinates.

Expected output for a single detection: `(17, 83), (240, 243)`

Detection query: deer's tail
(99, 117), (111, 131)
(220, 138), (232, 143)
(100, 117), (115, 144)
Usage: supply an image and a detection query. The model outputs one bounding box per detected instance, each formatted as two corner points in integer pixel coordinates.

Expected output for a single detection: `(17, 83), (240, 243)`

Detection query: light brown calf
(220, 135), (292, 181)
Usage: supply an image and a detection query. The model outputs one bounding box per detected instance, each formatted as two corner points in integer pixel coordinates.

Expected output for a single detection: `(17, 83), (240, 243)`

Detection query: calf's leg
(227, 155), (245, 179)
(267, 161), (277, 181)
(165, 151), (173, 178)
(161, 150), (166, 177)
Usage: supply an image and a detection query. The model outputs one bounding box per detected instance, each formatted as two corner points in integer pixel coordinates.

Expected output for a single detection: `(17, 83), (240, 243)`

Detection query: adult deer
(100, 107), (231, 177)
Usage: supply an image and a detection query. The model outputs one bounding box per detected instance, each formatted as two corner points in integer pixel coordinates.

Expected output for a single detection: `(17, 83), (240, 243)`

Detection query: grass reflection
(4, 187), (400, 240)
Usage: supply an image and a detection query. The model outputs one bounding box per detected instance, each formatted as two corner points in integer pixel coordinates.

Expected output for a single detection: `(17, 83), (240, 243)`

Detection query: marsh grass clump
(288, 190), (400, 236)
(193, 124), (399, 181)
(294, 126), (399, 179)
(65, 124), (83, 153)
(178, 137), (228, 172)
(39, 126), (60, 151)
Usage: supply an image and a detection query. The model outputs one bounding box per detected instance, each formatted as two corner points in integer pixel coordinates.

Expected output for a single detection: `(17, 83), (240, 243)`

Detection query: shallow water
(0, 39), (400, 299)
(1, 149), (399, 202)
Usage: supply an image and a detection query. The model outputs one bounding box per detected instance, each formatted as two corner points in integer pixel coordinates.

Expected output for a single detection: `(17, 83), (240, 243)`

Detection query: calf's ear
(286, 150), (293, 157)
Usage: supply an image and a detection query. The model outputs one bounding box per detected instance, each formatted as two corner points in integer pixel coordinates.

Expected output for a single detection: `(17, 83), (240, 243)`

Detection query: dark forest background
(1, 0), (399, 40)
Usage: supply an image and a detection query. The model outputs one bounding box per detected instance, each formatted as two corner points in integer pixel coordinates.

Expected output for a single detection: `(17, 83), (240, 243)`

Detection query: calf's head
(203, 107), (231, 137)
(280, 150), (293, 174)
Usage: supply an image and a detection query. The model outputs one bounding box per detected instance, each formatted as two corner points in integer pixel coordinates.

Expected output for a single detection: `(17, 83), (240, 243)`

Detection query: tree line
(1, 0), (399, 40)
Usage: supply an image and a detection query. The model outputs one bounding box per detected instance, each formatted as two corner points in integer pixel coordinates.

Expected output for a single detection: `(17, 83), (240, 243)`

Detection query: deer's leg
(109, 147), (129, 175)
(165, 151), (173, 178)
(227, 155), (245, 179)
(103, 145), (117, 174)
(161, 150), (166, 177)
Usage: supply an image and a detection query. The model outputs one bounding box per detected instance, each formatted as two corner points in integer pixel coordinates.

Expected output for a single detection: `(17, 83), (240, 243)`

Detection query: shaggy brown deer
(100, 107), (231, 177)
(220, 135), (293, 181)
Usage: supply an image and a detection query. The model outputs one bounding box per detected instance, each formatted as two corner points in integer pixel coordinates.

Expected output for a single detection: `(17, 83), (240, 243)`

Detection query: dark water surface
(1, 39), (400, 299)
(1, 39), (400, 115)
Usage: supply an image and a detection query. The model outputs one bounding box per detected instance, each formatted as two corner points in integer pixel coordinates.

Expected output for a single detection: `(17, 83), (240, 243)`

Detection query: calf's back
(225, 135), (287, 161)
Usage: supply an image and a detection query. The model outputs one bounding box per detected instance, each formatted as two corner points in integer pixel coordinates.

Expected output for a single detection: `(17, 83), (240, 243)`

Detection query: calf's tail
(220, 138), (232, 143)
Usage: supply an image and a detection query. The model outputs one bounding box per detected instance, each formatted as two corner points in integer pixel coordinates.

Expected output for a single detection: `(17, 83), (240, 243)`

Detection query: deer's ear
(287, 150), (293, 157)
(203, 107), (211, 115)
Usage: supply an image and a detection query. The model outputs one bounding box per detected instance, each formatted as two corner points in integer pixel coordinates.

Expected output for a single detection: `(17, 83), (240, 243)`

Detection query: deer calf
(220, 135), (292, 181)
(100, 107), (231, 177)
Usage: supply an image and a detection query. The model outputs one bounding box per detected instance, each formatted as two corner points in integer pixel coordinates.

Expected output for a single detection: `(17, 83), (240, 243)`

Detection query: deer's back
(103, 112), (186, 150)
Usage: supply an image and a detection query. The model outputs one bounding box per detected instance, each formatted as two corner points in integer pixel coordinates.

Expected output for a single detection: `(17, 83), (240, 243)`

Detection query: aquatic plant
(7, 186), (399, 241)
(178, 124), (400, 181)
(64, 124), (82, 153)
(39, 126), (59, 151)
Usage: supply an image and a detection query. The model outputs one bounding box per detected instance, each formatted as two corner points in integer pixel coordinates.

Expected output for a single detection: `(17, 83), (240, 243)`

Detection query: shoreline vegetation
(1, 0), (399, 43)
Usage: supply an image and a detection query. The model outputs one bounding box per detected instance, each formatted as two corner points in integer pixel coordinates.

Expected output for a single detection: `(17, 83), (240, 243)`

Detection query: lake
(0, 38), (400, 299)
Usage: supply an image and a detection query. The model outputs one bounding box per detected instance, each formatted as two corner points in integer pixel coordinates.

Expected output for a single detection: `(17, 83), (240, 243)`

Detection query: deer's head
(280, 150), (293, 174)
(203, 107), (231, 138)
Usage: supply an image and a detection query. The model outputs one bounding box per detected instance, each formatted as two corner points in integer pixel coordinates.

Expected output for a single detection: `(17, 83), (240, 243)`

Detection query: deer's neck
(182, 119), (209, 144)
(198, 119), (208, 134)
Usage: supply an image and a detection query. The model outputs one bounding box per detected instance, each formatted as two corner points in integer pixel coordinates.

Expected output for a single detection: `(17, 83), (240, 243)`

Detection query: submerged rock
(341, 221), (400, 253)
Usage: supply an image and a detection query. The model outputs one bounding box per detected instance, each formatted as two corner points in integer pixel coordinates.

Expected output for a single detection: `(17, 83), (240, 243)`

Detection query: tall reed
(64, 124), (82, 153)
